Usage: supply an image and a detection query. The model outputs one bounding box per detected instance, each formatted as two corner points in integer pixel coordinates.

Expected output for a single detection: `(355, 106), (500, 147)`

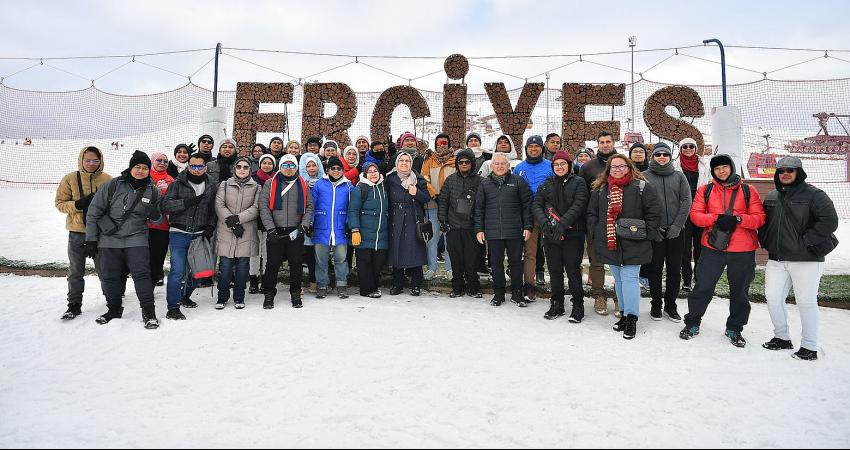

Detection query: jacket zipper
(662, 176), (670, 228)
(329, 181), (337, 246)
(375, 185), (383, 250)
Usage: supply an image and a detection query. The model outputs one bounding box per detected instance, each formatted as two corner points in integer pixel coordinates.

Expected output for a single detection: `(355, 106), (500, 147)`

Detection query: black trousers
(99, 246), (155, 310)
(536, 233), (546, 273)
(684, 248), (756, 333)
(393, 267), (423, 290)
(488, 238), (524, 295)
(544, 236), (585, 304)
(356, 248), (387, 296)
(681, 219), (704, 286)
(447, 229), (482, 293)
(148, 229), (170, 285)
(67, 231), (101, 306)
(304, 245), (316, 284)
(649, 235), (685, 308)
(263, 234), (305, 297)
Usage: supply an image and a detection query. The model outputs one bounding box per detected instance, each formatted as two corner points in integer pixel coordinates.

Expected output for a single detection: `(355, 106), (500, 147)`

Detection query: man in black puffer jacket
(532, 151), (588, 322)
(474, 153), (533, 307)
(759, 156), (839, 361)
(439, 149), (484, 298)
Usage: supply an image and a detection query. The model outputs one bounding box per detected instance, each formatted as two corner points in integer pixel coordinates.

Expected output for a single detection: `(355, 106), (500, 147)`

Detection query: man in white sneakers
(759, 157), (839, 361)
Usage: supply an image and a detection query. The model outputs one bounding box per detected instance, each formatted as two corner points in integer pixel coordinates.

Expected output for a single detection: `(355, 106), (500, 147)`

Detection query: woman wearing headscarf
(249, 153), (277, 294)
(299, 152), (326, 294)
(148, 151), (175, 287)
(167, 144), (192, 178)
(386, 152), (430, 296)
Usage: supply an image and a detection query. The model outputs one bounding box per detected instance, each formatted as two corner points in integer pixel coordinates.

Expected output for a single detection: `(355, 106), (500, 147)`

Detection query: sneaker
(234, 300), (246, 310)
(337, 287), (349, 299)
(215, 299), (227, 310)
(536, 271), (546, 286)
(263, 294), (275, 310)
(316, 288), (328, 299)
(726, 330), (747, 348)
(623, 315), (638, 340)
(568, 301), (585, 323)
(180, 297), (198, 309)
(155, 278), (164, 287)
(142, 306), (159, 330)
(511, 291), (528, 308)
(291, 292), (303, 308)
(423, 270), (436, 281)
(792, 348), (818, 361)
(490, 292), (505, 306)
(467, 290), (483, 299)
(248, 276), (259, 294)
(449, 290), (464, 298)
(95, 307), (124, 325)
(594, 297), (609, 316)
(437, 254), (445, 263)
(639, 277), (650, 291)
(664, 306), (682, 323)
(523, 284), (537, 302)
(679, 326), (700, 340)
(367, 291), (382, 299)
(650, 303), (663, 321)
(613, 298), (622, 318)
(165, 308), (186, 320)
(410, 287), (421, 297)
(61, 304), (82, 321)
(763, 338), (794, 351)
(390, 287), (404, 296)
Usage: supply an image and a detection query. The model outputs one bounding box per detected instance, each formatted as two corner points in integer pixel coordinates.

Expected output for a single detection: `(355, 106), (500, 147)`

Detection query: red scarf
(680, 152), (700, 173)
(606, 172), (633, 251)
(256, 169), (274, 186)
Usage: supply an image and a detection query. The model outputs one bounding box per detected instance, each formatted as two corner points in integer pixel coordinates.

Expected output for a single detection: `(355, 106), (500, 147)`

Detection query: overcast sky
(2, 0), (850, 94)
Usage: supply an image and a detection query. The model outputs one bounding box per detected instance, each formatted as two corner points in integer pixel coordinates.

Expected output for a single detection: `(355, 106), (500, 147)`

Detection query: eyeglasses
(83, 159), (101, 165)
(235, 164), (251, 170)
(200, 140), (212, 145)
(654, 153), (671, 158)
(610, 165), (629, 171)
(681, 144), (696, 150)
(280, 163), (297, 169)
(189, 164), (206, 170)
(777, 168), (797, 175)
(553, 162), (570, 168)
(154, 158), (168, 163)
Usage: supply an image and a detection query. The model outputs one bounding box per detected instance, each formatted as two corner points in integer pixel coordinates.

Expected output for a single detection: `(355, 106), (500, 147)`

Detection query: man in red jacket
(679, 155), (766, 348)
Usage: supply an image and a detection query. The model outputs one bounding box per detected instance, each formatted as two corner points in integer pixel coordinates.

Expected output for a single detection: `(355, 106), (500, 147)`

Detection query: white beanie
(279, 154), (298, 170)
(679, 137), (698, 148)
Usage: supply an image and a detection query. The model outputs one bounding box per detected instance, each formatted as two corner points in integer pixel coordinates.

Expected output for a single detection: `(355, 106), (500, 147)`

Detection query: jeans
(426, 208), (451, 273)
(166, 231), (202, 309)
(610, 265), (641, 316)
(219, 257), (250, 302)
(315, 244), (349, 289)
(765, 260), (823, 351)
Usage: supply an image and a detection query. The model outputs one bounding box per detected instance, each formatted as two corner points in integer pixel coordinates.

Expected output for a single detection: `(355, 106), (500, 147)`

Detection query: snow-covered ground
(0, 273), (849, 447)
(3, 188), (849, 275)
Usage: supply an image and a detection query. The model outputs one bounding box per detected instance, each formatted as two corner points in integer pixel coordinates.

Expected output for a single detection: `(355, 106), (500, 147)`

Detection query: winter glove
(225, 215), (240, 228)
(267, 228), (283, 244)
(74, 193), (95, 211)
(351, 231), (362, 247)
(84, 241), (98, 259)
(440, 223), (450, 233)
(202, 226), (216, 241)
(184, 193), (206, 208)
(714, 214), (739, 232)
(302, 225), (313, 237)
(232, 223), (245, 239)
(147, 204), (162, 222)
(666, 225), (682, 240)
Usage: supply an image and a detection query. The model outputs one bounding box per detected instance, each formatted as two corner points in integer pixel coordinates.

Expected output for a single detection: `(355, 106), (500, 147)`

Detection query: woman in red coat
(149, 151), (175, 287)
(342, 145), (360, 185)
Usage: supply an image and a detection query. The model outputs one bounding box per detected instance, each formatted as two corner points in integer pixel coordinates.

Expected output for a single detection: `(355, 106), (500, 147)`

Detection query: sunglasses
(328, 166), (343, 171)
(189, 164), (206, 170)
(235, 164), (251, 170)
(280, 163), (297, 169)
(200, 140), (212, 145)
(458, 160), (472, 165)
(436, 140), (450, 146)
(654, 153), (671, 158)
(681, 145), (696, 150)
(777, 168), (797, 175)
(154, 158), (168, 163)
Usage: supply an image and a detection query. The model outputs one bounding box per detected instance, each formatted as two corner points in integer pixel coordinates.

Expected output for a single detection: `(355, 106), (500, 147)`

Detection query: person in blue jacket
(514, 135), (554, 301)
(311, 157), (354, 299)
(347, 162), (390, 298)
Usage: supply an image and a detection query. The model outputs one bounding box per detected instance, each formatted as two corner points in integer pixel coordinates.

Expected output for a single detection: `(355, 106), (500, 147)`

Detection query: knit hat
(174, 144), (191, 157)
(710, 154), (734, 171)
(219, 137), (238, 153)
(258, 154), (276, 170)
(629, 142), (648, 158)
(269, 136), (284, 147)
(652, 142), (672, 157)
(355, 135), (370, 146)
(525, 135), (544, 151)
(326, 156), (344, 170)
(198, 134), (214, 147)
(323, 140), (339, 150)
(279, 154), (298, 170)
(465, 132), (482, 146)
(552, 151), (572, 163)
(576, 148), (594, 159)
(679, 137), (698, 148)
(397, 131), (417, 147)
(306, 136), (323, 148)
(128, 150), (152, 170)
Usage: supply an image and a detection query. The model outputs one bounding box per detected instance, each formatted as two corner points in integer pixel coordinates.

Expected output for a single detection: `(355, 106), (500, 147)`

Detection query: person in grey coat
(642, 143), (693, 322)
(386, 152), (431, 296)
(206, 137), (239, 185)
(85, 151), (163, 329)
(215, 157), (261, 310)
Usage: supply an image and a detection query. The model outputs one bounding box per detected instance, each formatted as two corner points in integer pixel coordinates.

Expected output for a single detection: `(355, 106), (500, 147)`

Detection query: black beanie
(128, 151), (152, 171)
(269, 137), (284, 147)
(174, 144), (191, 158)
(198, 134), (214, 147)
(306, 136), (322, 147)
(326, 156), (344, 170)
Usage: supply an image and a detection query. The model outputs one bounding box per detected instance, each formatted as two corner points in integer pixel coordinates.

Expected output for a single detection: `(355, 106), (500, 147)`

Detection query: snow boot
(61, 303), (82, 321)
(679, 326), (700, 340)
(263, 293), (275, 309)
(726, 330), (747, 348)
(248, 276), (259, 295)
(664, 305), (682, 323)
(166, 308), (186, 320)
(544, 299), (565, 320)
(594, 297), (609, 316)
(180, 297), (198, 309)
(141, 306), (159, 330)
(792, 348), (818, 361)
(568, 300), (585, 323)
(491, 291), (505, 307)
(291, 292), (303, 308)
(613, 316), (627, 332)
(650, 302), (663, 321)
(95, 306), (123, 325)
(511, 290), (528, 308)
(623, 315), (638, 340)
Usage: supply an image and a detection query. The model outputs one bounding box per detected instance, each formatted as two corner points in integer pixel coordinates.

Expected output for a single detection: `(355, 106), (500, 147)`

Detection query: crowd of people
(54, 130), (840, 360)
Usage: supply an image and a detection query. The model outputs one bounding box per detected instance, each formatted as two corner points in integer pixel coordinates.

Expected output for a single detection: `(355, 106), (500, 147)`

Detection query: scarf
(269, 172), (306, 214)
(435, 147), (455, 165)
(172, 160), (188, 173)
(680, 152), (700, 173)
(150, 168), (172, 191)
(255, 169), (274, 186)
(217, 153), (237, 181)
(526, 152), (545, 164)
(187, 171), (206, 185)
(397, 169), (418, 189)
(606, 172), (633, 251)
(129, 176), (150, 190)
(470, 146), (484, 159)
(597, 150), (615, 165)
(633, 160), (649, 172)
(649, 159), (675, 176)
(493, 174), (507, 185)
